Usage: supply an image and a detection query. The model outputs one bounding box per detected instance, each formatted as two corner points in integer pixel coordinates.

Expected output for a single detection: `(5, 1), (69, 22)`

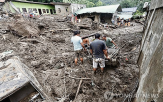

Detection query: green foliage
(53, 0), (63, 2)
(137, 0), (151, 12)
(28, 0), (63, 3)
(132, 10), (143, 19)
(63, 0), (103, 7)
(120, 0), (151, 12)
(63, 0), (87, 4)
(89, 0), (99, 3)
(101, 0), (122, 5)
(86, 1), (95, 7)
(95, 0), (103, 6)
(120, 0), (132, 8)
(133, 10), (143, 16)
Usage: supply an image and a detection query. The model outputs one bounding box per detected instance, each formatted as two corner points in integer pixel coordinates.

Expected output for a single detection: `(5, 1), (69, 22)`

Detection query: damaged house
(2, 0), (86, 16)
(74, 4), (122, 24)
(3, 0), (55, 15)
(51, 2), (86, 16)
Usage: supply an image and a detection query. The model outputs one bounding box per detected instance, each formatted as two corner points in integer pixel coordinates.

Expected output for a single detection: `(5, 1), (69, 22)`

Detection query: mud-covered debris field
(0, 15), (143, 102)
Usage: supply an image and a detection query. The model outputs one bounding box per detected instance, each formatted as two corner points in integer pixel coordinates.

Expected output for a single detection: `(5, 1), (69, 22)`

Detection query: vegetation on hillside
(27, 0), (151, 12)
(120, 0), (151, 12)
(63, 0), (103, 7)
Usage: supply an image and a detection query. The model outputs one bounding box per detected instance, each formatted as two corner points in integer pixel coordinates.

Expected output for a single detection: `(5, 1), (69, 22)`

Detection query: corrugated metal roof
(14, 0), (52, 5)
(117, 14), (133, 19)
(75, 4), (122, 15)
(122, 7), (137, 12)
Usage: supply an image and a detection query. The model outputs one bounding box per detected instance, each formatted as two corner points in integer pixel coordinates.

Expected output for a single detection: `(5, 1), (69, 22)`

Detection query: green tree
(86, 1), (95, 7)
(89, 0), (99, 3)
(95, 0), (103, 6)
(53, 0), (63, 2)
(63, 0), (95, 7)
(120, 0), (132, 8)
(29, 0), (63, 3)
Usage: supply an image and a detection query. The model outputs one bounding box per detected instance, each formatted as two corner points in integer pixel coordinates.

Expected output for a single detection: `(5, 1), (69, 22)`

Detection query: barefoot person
(71, 31), (85, 65)
(90, 33), (110, 74)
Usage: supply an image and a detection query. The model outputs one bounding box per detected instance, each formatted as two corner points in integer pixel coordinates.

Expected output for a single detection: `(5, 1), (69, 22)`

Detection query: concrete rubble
(0, 13), (143, 102)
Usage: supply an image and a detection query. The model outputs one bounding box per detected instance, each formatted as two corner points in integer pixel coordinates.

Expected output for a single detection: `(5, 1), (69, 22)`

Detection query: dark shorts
(75, 49), (83, 58)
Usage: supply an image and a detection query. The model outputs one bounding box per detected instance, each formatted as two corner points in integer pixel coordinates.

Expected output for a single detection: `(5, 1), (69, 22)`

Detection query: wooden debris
(68, 75), (91, 80)
(74, 79), (83, 100)
(20, 38), (43, 44)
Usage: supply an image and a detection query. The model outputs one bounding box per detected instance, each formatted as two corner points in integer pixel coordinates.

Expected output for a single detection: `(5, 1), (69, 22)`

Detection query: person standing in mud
(117, 17), (121, 26)
(90, 33), (110, 74)
(71, 31), (85, 65)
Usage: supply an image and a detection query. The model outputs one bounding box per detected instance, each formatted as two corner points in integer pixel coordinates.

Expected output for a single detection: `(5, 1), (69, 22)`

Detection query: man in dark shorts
(90, 33), (110, 73)
(71, 31), (85, 65)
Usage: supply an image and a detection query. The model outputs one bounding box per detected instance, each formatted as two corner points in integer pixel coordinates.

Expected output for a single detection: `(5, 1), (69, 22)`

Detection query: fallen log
(20, 38), (44, 44)
(50, 28), (72, 33)
(68, 75), (91, 80)
(74, 79), (83, 100)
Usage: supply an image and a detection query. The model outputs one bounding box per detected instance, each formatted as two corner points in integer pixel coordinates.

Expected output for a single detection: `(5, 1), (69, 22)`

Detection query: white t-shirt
(71, 36), (83, 51)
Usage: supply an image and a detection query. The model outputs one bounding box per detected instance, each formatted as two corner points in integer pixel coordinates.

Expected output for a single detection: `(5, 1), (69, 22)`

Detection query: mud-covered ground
(0, 15), (143, 102)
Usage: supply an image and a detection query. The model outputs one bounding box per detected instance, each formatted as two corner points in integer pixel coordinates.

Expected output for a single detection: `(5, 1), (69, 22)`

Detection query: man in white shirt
(71, 31), (85, 65)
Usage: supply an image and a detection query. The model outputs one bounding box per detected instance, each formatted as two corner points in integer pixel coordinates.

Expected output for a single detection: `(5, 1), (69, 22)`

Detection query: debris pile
(8, 15), (39, 37)
(0, 14), (143, 102)
(78, 18), (93, 29)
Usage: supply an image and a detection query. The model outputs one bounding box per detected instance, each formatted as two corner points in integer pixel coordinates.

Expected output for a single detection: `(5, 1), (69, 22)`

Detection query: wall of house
(3, 1), (55, 15)
(79, 13), (100, 23)
(55, 5), (71, 16)
(134, 0), (163, 101)
(70, 3), (86, 14)
(79, 13), (114, 24)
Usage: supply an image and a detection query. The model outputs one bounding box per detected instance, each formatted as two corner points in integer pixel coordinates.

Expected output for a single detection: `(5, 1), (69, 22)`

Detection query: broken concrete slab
(0, 56), (53, 101)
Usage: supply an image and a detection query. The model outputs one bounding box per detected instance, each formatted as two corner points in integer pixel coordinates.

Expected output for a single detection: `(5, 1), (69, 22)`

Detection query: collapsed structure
(74, 4), (122, 24)
(2, 0), (86, 16)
